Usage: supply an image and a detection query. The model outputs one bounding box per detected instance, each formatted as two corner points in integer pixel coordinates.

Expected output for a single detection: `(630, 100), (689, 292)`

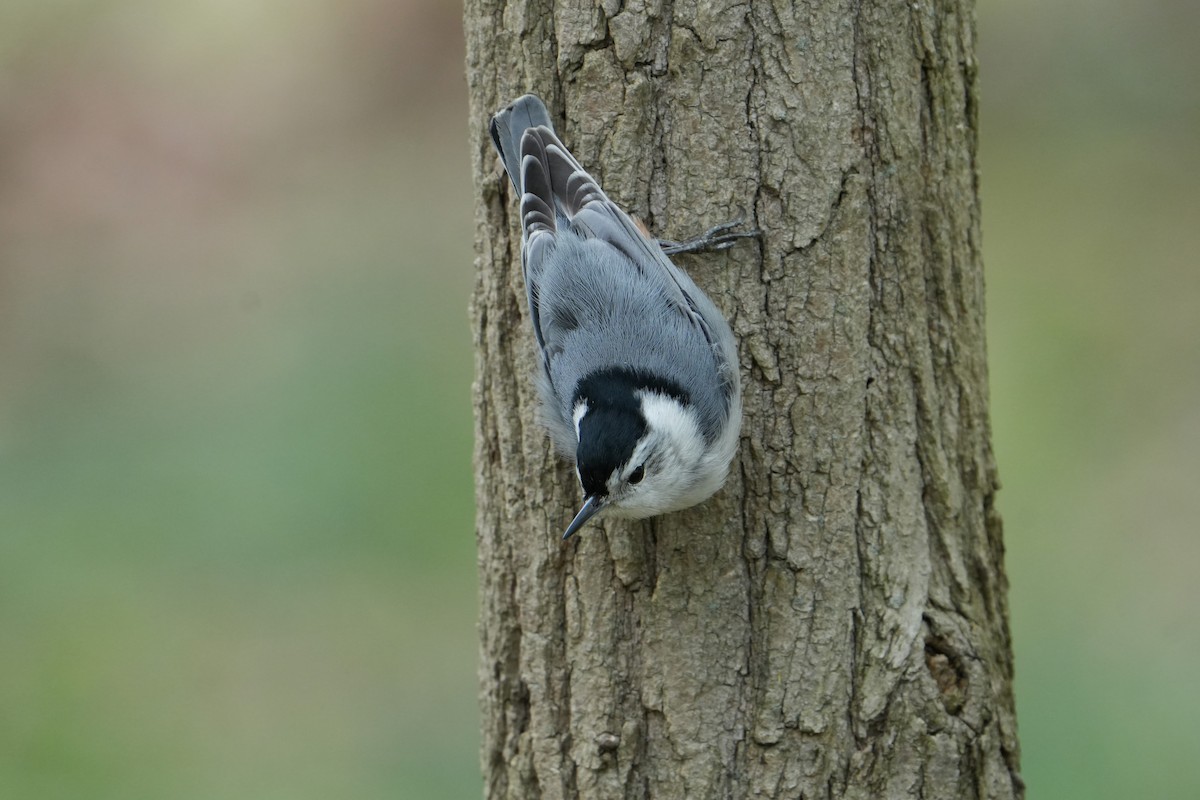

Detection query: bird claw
(658, 219), (761, 256)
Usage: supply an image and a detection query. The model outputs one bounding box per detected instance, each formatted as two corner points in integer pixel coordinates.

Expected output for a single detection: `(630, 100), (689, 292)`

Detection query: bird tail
(489, 94), (555, 194)
(491, 94), (621, 244)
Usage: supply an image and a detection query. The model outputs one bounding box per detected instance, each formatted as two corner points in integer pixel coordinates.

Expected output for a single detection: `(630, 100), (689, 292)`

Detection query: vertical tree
(466, 0), (1022, 798)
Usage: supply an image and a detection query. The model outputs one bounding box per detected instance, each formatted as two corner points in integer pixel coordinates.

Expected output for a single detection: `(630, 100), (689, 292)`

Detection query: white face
(597, 392), (708, 519)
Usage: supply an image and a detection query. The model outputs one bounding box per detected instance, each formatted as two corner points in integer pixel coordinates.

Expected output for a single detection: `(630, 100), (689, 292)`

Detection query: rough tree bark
(466, 1), (1021, 798)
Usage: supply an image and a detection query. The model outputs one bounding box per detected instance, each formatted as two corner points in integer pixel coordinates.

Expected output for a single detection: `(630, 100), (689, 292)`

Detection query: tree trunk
(465, 1), (1022, 798)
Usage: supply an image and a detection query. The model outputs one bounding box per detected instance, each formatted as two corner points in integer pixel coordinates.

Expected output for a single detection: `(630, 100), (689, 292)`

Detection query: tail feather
(490, 94), (554, 194)
(519, 147), (555, 238)
(489, 93), (668, 273)
(548, 144), (607, 216)
(490, 95), (613, 228)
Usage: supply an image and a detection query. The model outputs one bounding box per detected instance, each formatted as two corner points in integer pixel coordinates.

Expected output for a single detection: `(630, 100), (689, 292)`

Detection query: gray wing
(518, 125), (739, 409)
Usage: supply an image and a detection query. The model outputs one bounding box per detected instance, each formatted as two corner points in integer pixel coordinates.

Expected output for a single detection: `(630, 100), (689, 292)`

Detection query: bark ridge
(466, 0), (1021, 797)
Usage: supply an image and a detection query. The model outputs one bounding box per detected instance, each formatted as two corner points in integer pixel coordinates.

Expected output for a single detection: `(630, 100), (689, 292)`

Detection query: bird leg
(658, 219), (761, 256)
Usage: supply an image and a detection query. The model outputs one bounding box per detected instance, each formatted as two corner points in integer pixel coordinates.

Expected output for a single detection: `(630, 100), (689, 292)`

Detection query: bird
(489, 93), (749, 539)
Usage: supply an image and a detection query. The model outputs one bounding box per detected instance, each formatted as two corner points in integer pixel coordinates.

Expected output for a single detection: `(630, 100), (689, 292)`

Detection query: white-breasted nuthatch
(489, 94), (749, 540)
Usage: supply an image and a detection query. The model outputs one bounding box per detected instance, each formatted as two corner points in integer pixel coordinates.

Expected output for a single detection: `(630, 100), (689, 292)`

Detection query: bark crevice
(466, 0), (1020, 796)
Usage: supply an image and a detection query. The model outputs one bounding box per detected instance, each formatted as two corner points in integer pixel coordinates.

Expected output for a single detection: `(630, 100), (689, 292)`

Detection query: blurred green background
(0, 1), (1194, 798)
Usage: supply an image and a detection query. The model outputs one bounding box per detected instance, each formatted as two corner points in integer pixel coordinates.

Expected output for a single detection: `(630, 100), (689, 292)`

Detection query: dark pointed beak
(562, 495), (605, 540)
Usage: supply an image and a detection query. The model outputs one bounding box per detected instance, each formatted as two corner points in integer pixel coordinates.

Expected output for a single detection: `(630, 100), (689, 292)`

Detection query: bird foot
(658, 219), (761, 256)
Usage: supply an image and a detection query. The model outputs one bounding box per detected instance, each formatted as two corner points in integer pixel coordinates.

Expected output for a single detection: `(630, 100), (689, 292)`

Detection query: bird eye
(629, 465), (645, 485)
